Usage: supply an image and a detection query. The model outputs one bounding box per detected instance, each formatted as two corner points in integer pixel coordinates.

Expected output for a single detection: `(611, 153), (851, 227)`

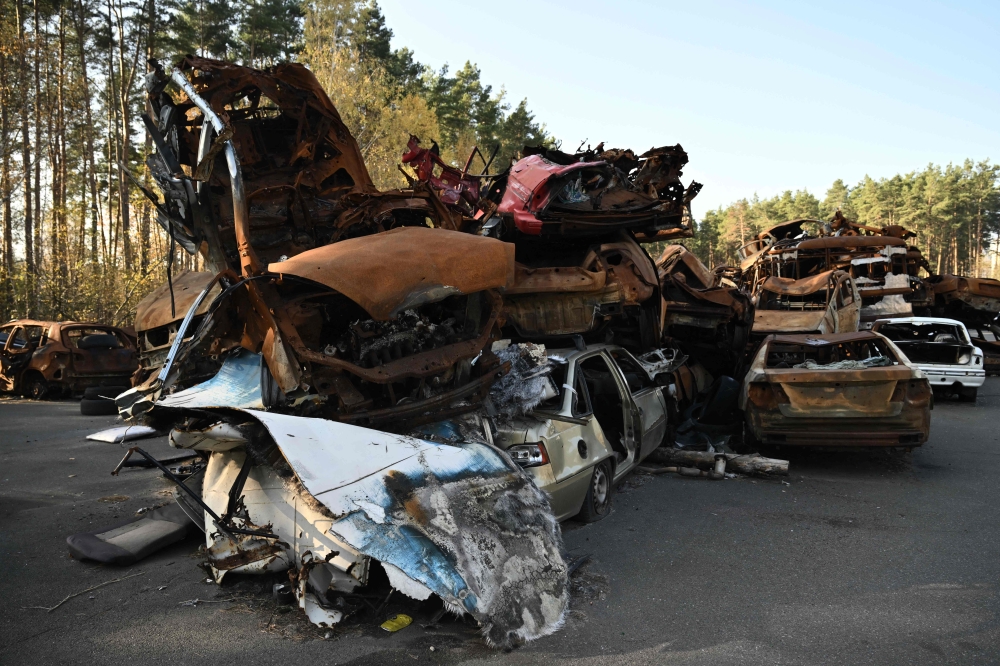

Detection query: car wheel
(80, 398), (118, 416)
(23, 374), (49, 401)
(577, 460), (613, 523)
(959, 387), (978, 402)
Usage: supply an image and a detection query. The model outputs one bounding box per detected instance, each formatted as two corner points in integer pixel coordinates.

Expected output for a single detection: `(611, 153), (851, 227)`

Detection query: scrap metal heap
(655, 244), (753, 378)
(105, 57), (712, 647)
(735, 212), (1000, 371)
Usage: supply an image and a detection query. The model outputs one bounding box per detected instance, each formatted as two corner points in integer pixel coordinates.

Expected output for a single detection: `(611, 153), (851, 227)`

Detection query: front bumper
(919, 366), (986, 388)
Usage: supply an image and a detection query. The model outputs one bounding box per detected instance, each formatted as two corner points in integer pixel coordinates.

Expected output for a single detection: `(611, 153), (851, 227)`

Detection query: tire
(577, 460), (614, 523)
(80, 398), (118, 416)
(23, 374), (49, 401)
(83, 385), (129, 400)
(960, 387), (978, 402)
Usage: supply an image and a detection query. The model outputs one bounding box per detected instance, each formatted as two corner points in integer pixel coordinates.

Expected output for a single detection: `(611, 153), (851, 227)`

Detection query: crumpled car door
(0, 327), (34, 391)
(607, 349), (667, 460)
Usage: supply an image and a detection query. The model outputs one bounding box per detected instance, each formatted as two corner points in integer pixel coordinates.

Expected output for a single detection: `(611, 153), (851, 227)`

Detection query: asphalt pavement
(1, 381), (999, 665)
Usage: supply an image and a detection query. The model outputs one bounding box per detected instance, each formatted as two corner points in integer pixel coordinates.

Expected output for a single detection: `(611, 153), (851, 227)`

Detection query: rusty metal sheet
(759, 269), (842, 296)
(143, 56), (375, 275)
(134, 271), (221, 333)
(791, 235), (908, 251)
(268, 227), (515, 321)
(766, 331), (888, 346)
(506, 264), (607, 295)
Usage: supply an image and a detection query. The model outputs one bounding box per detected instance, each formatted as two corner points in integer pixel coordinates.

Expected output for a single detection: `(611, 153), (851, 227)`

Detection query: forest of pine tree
(0, 0), (552, 324)
(1, 0), (997, 326)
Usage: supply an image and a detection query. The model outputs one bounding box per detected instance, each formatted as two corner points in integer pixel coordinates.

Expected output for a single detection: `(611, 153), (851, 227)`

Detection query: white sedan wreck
(872, 317), (986, 401)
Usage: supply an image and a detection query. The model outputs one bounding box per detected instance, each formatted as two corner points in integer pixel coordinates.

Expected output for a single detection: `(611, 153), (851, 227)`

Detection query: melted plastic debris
(489, 343), (555, 418)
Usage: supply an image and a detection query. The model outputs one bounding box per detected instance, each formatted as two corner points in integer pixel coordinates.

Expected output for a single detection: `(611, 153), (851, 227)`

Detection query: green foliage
(302, 0), (553, 182)
(164, 0), (235, 59)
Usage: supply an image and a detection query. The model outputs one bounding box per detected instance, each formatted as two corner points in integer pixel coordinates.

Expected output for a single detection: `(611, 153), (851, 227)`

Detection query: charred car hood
(268, 226), (515, 320)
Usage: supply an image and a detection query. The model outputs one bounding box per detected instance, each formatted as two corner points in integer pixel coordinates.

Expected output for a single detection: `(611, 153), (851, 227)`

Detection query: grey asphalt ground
(1, 381), (999, 665)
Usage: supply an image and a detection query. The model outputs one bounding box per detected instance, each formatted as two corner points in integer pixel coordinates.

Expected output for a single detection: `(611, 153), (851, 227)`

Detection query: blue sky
(378, 0), (1000, 216)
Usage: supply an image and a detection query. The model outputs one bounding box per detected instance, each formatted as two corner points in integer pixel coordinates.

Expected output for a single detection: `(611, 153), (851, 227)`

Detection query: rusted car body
(739, 218), (928, 325)
(0, 320), (138, 398)
(740, 331), (931, 449)
(656, 244), (753, 377)
(752, 269), (860, 336)
(924, 274), (1000, 324)
(500, 233), (662, 351)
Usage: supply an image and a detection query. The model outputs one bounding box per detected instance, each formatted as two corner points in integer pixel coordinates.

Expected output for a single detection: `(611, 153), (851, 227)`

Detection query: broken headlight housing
(508, 443), (549, 468)
(958, 350), (972, 364)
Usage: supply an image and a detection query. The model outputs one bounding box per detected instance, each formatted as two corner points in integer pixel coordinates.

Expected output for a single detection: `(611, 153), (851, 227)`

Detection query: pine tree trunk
(33, 1), (43, 291)
(17, 0), (34, 315)
(74, 0), (100, 266)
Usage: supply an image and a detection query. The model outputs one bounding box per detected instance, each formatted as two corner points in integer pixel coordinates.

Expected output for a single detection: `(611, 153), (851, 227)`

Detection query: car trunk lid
(763, 366), (912, 418)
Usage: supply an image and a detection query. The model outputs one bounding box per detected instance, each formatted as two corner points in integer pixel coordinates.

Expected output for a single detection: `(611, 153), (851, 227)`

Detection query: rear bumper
(747, 409), (930, 448)
(918, 366), (986, 388)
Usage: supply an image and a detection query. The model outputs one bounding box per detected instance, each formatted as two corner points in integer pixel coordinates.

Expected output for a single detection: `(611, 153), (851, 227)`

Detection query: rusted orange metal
(0, 320), (138, 396)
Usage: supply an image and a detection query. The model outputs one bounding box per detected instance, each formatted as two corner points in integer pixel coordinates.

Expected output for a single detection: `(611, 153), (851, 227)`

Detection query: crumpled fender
(243, 410), (568, 647)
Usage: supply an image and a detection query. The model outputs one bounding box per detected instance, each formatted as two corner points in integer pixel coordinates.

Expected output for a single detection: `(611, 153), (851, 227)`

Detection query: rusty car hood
(759, 270), (841, 297)
(135, 271), (222, 333)
(268, 226), (515, 320)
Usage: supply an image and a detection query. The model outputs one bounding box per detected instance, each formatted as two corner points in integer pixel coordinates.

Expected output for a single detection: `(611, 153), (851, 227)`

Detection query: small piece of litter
(380, 614), (413, 633)
(157, 586), (168, 591)
(68, 475), (77, 478)
(429, 646), (435, 652)
(324, 631), (332, 639)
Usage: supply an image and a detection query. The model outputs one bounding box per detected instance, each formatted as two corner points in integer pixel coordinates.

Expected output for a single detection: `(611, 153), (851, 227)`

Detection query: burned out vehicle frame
(741, 331), (932, 449)
(0, 320), (138, 399)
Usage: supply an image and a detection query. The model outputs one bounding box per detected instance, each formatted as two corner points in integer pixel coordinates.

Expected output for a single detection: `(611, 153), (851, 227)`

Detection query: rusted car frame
(487, 144), (701, 240)
(752, 269), (860, 336)
(741, 331), (931, 449)
(0, 320), (138, 398)
(656, 244), (753, 377)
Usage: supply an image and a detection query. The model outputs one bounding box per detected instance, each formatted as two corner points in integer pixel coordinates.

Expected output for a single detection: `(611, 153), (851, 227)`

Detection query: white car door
(607, 349), (667, 460)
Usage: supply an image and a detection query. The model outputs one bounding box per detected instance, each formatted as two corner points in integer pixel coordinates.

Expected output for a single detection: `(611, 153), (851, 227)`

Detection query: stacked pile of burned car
(104, 57), (708, 646)
(81, 56), (997, 646)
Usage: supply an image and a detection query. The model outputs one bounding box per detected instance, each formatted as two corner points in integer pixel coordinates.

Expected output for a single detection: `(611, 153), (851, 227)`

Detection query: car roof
(873, 317), (966, 327)
(767, 331), (885, 345)
(545, 343), (623, 365)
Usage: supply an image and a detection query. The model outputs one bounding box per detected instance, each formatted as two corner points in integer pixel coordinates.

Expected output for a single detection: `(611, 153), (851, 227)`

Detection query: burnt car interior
(765, 338), (897, 368)
(876, 322), (972, 364)
(579, 355), (626, 459)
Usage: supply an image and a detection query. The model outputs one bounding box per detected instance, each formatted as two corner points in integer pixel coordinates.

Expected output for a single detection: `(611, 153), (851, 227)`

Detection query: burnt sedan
(872, 317), (985, 402)
(740, 331), (931, 449)
(0, 320), (138, 399)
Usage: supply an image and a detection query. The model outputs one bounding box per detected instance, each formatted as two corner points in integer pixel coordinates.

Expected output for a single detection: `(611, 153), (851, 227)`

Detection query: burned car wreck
(83, 54), (721, 646)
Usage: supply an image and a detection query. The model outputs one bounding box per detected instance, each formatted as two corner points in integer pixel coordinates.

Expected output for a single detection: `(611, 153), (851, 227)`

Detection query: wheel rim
(592, 465), (609, 511)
